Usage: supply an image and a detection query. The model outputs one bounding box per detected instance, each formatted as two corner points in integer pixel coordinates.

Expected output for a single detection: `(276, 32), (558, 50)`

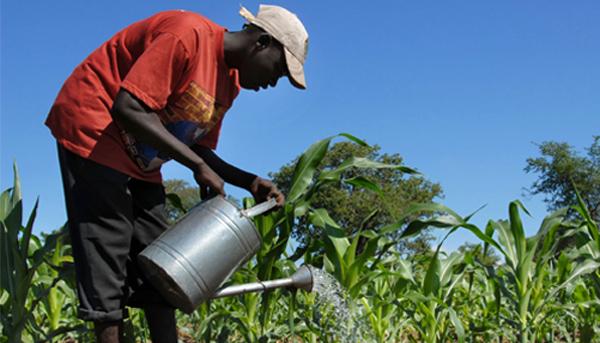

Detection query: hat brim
(284, 49), (306, 89)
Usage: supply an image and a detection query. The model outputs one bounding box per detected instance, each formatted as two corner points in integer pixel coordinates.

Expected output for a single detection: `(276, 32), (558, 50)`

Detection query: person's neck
(223, 31), (247, 69)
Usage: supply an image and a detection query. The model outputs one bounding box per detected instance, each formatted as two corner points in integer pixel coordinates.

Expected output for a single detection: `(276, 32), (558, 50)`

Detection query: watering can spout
(210, 265), (314, 299)
(290, 265), (313, 292)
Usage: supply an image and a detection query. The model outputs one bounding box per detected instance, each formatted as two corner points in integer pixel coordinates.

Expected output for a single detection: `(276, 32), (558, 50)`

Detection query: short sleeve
(195, 116), (223, 150)
(121, 33), (188, 110)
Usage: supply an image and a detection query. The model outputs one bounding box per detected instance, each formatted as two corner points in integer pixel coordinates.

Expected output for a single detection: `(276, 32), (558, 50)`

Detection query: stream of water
(308, 266), (372, 342)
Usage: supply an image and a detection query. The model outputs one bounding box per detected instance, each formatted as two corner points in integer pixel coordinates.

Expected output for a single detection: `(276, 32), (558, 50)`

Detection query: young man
(45, 5), (308, 343)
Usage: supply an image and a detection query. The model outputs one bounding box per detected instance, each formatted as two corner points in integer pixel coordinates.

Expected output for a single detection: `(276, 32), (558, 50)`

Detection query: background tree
(164, 179), (241, 223)
(525, 136), (600, 222)
(269, 141), (443, 257)
(457, 242), (500, 267)
(164, 179), (201, 223)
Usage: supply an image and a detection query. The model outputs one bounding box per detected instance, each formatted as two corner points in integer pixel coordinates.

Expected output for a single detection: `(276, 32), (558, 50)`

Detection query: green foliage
(525, 136), (600, 221)
(164, 179), (201, 223)
(0, 164), (85, 343)
(270, 141), (442, 257)
(4, 135), (600, 342)
(457, 242), (500, 267)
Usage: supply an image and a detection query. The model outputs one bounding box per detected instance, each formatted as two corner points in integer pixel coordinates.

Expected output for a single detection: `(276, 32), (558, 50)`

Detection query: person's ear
(256, 34), (272, 50)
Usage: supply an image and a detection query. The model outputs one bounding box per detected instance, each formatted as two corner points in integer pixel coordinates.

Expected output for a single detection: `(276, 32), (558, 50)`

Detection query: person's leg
(57, 144), (135, 341)
(94, 320), (124, 343)
(126, 178), (178, 342)
(143, 304), (178, 343)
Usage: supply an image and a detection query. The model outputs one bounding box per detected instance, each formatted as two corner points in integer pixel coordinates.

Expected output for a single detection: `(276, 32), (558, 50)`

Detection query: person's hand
(193, 162), (225, 199)
(249, 177), (285, 208)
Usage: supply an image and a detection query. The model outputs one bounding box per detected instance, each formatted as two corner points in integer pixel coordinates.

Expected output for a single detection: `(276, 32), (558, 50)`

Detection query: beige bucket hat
(239, 4), (309, 89)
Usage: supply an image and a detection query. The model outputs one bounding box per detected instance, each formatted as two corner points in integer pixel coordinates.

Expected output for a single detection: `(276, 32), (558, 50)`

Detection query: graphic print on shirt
(121, 81), (228, 171)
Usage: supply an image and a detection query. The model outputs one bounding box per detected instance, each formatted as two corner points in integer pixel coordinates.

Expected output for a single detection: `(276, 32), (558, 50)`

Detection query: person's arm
(111, 89), (225, 196)
(192, 144), (285, 206)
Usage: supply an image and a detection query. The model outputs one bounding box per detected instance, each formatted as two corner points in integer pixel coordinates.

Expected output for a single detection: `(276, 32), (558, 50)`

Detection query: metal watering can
(138, 196), (313, 313)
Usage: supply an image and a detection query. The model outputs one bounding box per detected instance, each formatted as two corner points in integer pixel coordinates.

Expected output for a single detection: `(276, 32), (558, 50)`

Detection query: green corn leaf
(572, 185), (600, 247)
(348, 235), (379, 287)
(440, 252), (464, 286)
(322, 233), (347, 283)
(518, 243), (537, 293)
(405, 290), (431, 304)
(0, 188), (11, 221)
(495, 220), (518, 270)
(30, 231), (63, 270)
(10, 162), (22, 209)
(165, 192), (186, 214)
(379, 202), (464, 237)
(288, 136), (334, 202)
(323, 254), (335, 273)
(323, 226), (349, 259)
(536, 212), (566, 260)
(346, 210), (378, 267)
(551, 259), (600, 298)
(572, 184), (595, 225)
(343, 176), (383, 196)
(4, 200), (23, 255)
(509, 201), (528, 263)
(320, 156), (418, 182)
(308, 208), (341, 230)
(19, 198), (38, 259)
(460, 223), (508, 259)
(399, 215), (461, 240)
(338, 133), (369, 147)
(309, 208), (349, 281)
(424, 250), (441, 296)
(482, 220), (495, 257)
(346, 229), (379, 270)
(293, 200), (309, 217)
(447, 308), (465, 343)
(463, 204), (486, 223)
(0, 221), (16, 296)
(556, 252), (571, 284)
(396, 258), (416, 284)
(517, 287), (533, 328)
(443, 271), (467, 302)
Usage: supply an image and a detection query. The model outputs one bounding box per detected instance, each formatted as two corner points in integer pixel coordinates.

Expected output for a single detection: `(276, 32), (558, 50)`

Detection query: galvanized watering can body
(138, 196), (265, 313)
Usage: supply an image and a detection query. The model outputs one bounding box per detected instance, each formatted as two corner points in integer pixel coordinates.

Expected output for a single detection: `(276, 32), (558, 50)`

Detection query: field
(2, 135), (599, 342)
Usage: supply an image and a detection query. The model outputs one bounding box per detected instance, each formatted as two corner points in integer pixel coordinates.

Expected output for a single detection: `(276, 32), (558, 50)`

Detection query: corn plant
(0, 164), (84, 342)
(184, 133), (417, 341)
(29, 231), (86, 342)
(359, 255), (416, 342)
(7, 136), (600, 342)
(403, 200), (600, 342)
(487, 203), (599, 342)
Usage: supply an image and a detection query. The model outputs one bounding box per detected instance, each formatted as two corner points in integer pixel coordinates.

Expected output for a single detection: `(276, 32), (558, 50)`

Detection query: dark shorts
(57, 143), (172, 322)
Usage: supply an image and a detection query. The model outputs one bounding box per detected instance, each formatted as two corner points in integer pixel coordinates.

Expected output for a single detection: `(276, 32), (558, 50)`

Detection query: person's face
(238, 34), (288, 91)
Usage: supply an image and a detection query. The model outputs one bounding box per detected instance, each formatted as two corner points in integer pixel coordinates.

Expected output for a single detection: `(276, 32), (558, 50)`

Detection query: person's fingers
(276, 192), (285, 206)
(216, 183), (226, 196)
(268, 189), (285, 207)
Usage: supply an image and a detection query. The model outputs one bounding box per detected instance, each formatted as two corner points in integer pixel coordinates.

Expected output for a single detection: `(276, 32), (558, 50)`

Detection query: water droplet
(307, 266), (372, 342)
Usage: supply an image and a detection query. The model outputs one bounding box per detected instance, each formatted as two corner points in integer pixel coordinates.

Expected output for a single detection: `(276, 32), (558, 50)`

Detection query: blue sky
(1, 1), (599, 251)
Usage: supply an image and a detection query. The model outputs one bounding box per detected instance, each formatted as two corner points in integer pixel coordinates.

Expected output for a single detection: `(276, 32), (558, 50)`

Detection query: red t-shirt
(46, 10), (241, 183)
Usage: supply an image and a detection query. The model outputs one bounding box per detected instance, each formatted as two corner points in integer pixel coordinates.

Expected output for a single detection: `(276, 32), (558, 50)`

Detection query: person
(45, 4), (308, 343)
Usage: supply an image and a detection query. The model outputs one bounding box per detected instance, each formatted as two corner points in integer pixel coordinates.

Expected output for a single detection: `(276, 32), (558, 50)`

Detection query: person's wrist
(191, 159), (208, 174)
(246, 175), (260, 191)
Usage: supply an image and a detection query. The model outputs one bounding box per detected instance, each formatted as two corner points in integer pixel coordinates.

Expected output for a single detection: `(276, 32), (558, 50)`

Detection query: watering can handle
(241, 198), (278, 218)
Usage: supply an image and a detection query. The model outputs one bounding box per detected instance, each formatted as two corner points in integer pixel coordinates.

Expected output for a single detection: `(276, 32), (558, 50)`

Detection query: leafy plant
(0, 164), (83, 342)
